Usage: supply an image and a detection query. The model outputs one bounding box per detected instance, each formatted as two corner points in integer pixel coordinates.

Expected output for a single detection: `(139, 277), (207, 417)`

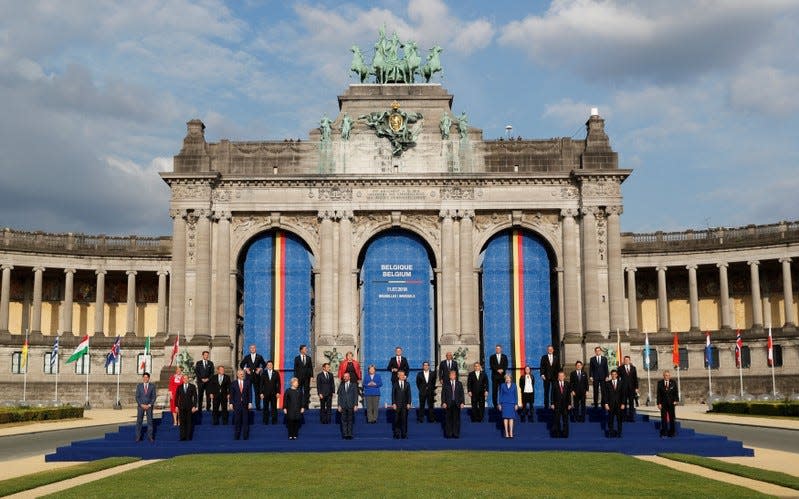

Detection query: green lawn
(0, 457), (138, 497)
(45, 452), (768, 498)
(660, 453), (799, 491)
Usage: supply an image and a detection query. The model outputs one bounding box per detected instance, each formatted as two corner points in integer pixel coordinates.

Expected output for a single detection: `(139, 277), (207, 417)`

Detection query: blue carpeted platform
(45, 407), (752, 461)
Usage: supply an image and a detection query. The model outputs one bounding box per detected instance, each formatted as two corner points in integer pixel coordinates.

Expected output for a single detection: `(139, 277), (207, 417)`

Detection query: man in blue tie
(135, 372), (156, 442)
(229, 369), (252, 440)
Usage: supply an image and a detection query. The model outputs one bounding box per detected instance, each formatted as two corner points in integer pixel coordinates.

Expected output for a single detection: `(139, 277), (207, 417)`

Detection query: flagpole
(769, 325), (777, 397)
(22, 328), (29, 403)
(84, 339), (91, 410)
(676, 366), (681, 405)
(738, 348), (744, 397)
(115, 350), (122, 409)
(706, 354), (713, 398)
(54, 335), (59, 404)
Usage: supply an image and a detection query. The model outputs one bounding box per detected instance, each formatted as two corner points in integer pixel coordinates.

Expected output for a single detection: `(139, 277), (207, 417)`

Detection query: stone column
(61, 268), (75, 335)
(213, 211), (231, 342)
(561, 209), (580, 340)
(94, 269), (106, 336)
(780, 258), (795, 329)
(157, 270), (168, 334)
(581, 207), (601, 334)
(337, 211), (354, 344)
(318, 211), (335, 342)
(194, 209), (212, 342)
(606, 206), (625, 332)
(625, 267), (638, 333)
(656, 266), (669, 332)
(125, 271), (137, 336)
(687, 264), (700, 332)
(748, 260), (763, 329)
(717, 262), (731, 330)
(459, 209), (476, 341)
(0, 264), (12, 332)
(169, 209), (187, 338)
(31, 266), (45, 334)
(439, 210), (457, 343)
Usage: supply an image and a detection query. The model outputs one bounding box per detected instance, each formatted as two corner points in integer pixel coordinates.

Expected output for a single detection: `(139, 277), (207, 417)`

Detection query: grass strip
(0, 456), (139, 497)
(659, 453), (799, 491)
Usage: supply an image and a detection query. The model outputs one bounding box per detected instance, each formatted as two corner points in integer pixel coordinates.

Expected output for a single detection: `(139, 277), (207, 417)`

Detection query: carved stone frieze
(553, 186), (579, 199)
(596, 210), (607, 261)
(441, 186), (474, 200)
(581, 178), (621, 198)
(352, 213), (390, 248)
(319, 186), (353, 201)
(212, 189), (233, 202)
(185, 212), (198, 264)
(522, 211), (561, 242)
(171, 183), (212, 201)
(403, 213), (441, 250)
(474, 213), (510, 232)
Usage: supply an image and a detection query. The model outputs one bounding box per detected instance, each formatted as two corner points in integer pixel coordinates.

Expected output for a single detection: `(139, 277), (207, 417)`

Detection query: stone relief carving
(185, 211), (198, 264)
(474, 213), (510, 232)
(352, 213), (390, 248)
(403, 213), (441, 250)
(319, 186), (352, 201)
(171, 183), (212, 201)
(212, 189), (232, 202)
(522, 212), (561, 241)
(441, 186), (474, 200)
(596, 210), (607, 261)
(581, 178), (621, 198)
(553, 186), (579, 199)
(280, 215), (320, 248)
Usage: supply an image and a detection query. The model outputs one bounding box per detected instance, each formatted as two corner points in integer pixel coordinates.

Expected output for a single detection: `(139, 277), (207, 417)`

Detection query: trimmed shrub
(0, 406), (84, 424)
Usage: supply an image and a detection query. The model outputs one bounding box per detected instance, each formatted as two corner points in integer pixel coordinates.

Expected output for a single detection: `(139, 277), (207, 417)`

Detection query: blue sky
(0, 0), (797, 236)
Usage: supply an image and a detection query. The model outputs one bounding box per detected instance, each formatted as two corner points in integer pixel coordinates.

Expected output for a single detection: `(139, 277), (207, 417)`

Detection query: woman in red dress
(168, 366), (184, 426)
(336, 351), (362, 382)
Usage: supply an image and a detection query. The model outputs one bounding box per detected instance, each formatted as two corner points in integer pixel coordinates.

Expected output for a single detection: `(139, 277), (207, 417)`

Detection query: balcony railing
(622, 220), (799, 253)
(1, 228), (171, 257)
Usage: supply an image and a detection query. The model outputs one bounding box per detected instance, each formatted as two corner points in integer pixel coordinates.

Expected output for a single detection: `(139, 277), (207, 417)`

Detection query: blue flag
(705, 332), (712, 367)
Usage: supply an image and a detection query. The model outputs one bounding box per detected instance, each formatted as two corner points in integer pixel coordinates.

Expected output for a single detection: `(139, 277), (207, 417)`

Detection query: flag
(105, 336), (121, 368)
(169, 335), (179, 367)
(672, 333), (680, 367)
(140, 335), (150, 371)
(705, 332), (712, 368)
(643, 333), (651, 370)
(50, 336), (59, 370)
(66, 335), (90, 364)
(615, 329), (622, 368)
(767, 328), (774, 367)
(21, 338), (28, 370)
(735, 330), (743, 368)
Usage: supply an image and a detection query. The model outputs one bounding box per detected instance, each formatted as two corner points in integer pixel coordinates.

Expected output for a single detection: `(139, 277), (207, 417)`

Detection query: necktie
(626, 366), (630, 373)
(665, 381), (669, 389)
(302, 355), (305, 364)
(448, 361), (451, 369)
(239, 380), (243, 392)
(219, 375), (222, 384)
(397, 356), (401, 366)
(452, 383), (455, 397)
(346, 382), (350, 392)
(144, 383), (148, 393)
(613, 380), (617, 389)
(203, 360), (206, 369)
(549, 354), (552, 364)
(400, 381), (404, 390)
(560, 382), (563, 393)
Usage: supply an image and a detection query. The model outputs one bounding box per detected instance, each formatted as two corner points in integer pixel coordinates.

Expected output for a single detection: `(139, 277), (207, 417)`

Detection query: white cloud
(729, 66), (799, 118)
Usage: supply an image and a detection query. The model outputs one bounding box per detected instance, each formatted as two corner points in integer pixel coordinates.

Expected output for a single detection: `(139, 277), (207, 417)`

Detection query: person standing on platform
(240, 345), (265, 410)
(550, 371), (571, 438)
(539, 344), (560, 409)
(168, 366), (183, 427)
(570, 361), (588, 422)
(317, 362), (335, 424)
(135, 372), (156, 442)
(603, 369), (625, 438)
(489, 345), (508, 408)
(518, 365), (535, 422)
(337, 372), (359, 439)
(589, 346), (609, 408)
(498, 373), (518, 438)
(467, 362), (488, 422)
(387, 346), (409, 383)
(337, 351), (362, 382)
(657, 370), (679, 437)
(293, 344), (314, 410)
(209, 365), (230, 425)
(283, 377), (304, 440)
(392, 370), (412, 439)
(229, 369), (252, 440)
(175, 375), (198, 441)
(617, 355), (639, 421)
(194, 350), (214, 411)
(363, 364), (382, 423)
(261, 360), (281, 425)
(416, 361), (436, 423)
(438, 352), (458, 384)
(442, 369), (465, 438)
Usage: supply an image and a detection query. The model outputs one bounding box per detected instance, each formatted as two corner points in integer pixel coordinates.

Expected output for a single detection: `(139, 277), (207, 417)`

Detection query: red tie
(560, 382), (563, 393)
(144, 384), (148, 394)
(239, 380), (243, 393)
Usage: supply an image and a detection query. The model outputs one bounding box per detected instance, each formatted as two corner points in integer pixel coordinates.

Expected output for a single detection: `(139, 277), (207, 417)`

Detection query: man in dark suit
(208, 365), (231, 425)
(489, 344), (508, 408)
(135, 372), (156, 442)
(438, 352), (458, 384)
(657, 370), (679, 437)
(293, 344), (313, 409)
(442, 369), (465, 438)
(617, 355), (639, 421)
(317, 362), (335, 424)
(392, 371), (412, 439)
(337, 372), (359, 439)
(230, 369), (252, 440)
(550, 371), (571, 438)
(175, 375), (198, 441)
(387, 346), (410, 383)
(589, 346), (609, 408)
(603, 369), (625, 437)
(240, 344), (266, 410)
(260, 360), (281, 424)
(467, 362), (488, 422)
(569, 361), (589, 422)
(539, 344), (560, 409)
(415, 361), (436, 423)
(194, 350), (215, 411)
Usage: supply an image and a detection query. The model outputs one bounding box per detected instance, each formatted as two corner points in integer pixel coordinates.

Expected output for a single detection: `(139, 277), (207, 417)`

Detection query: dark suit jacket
(176, 383), (198, 411)
(438, 359), (458, 381)
(283, 388), (303, 419)
(415, 370), (436, 397)
(519, 373), (536, 394)
(229, 379), (251, 408)
(569, 370), (589, 397)
(261, 369), (281, 396)
(442, 379), (465, 407)
(656, 379), (679, 407)
(489, 353), (508, 382)
(589, 355), (609, 381)
(392, 380), (412, 407)
(293, 354), (313, 381)
(337, 380), (359, 410)
(602, 380), (624, 409)
(240, 353), (266, 374)
(617, 364), (639, 394)
(386, 356), (410, 381)
(467, 370), (488, 397)
(135, 383), (156, 406)
(194, 359), (215, 380)
(316, 370), (335, 397)
(539, 353), (560, 381)
(550, 380), (571, 411)
(208, 374), (230, 399)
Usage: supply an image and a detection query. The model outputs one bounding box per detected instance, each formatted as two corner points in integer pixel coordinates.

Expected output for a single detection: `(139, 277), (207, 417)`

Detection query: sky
(0, 0), (797, 236)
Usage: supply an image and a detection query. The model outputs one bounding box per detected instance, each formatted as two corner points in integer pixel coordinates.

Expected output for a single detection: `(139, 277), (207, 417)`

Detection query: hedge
(0, 406), (84, 424)
(711, 401), (799, 417)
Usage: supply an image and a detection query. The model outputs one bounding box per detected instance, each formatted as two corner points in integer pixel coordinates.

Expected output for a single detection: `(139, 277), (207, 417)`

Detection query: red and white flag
(735, 330), (743, 368)
(767, 328), (774, 367)
(169, 336), (179, 366)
